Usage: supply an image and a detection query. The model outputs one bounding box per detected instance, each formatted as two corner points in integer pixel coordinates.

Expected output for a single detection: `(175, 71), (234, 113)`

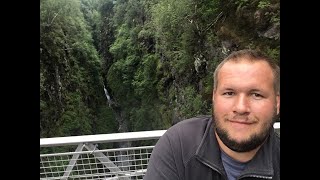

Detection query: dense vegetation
(40, 0), (279, 139)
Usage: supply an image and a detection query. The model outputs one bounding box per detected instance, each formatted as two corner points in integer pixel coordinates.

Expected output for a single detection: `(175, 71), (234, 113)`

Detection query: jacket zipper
(238, 174), (272, 179)
(200, 160), (228, 180)
(199, 158), (272, 180)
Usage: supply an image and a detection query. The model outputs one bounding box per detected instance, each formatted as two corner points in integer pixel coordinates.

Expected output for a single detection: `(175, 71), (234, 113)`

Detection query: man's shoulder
(164, 115), (212, 144)
(162, 115), (212, 163)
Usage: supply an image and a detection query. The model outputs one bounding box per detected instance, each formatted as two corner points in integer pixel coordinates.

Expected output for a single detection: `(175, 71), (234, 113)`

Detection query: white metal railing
(40, 130), (166, 147)
(40, 122), (279, 179)
(40, 130), (166, 180)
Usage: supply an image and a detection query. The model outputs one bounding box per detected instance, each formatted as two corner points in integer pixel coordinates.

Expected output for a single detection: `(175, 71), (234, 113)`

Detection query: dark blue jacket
(144, 116), (280, 180)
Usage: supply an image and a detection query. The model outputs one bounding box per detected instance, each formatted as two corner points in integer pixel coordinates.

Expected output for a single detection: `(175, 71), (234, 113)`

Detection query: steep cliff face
(215, 0), (280, 62)
(154, 0), (280, 125)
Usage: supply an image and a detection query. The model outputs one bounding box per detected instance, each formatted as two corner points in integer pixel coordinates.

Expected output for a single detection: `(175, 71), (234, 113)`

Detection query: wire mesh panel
(40, 146), (154, 180)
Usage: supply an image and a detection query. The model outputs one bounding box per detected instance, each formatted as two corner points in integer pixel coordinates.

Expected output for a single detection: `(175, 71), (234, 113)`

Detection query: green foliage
(178, 86), (209, 119)
(132, 54), (159, 101)
(95, 106), (117, 134)
(41, 0), (280, 137)
(265, 46), (280, 64)
(130, 105), (162, 131)
(40, 0), (107, 138)
(151, 0), (189, 54)
(202, 71), (214, 102)
(109, 25), (132, 59)
(257, 0), (271, 9)
(106, 62), (131, 105)
(235, 0), (250, 8)
(60, 92), (92, 136)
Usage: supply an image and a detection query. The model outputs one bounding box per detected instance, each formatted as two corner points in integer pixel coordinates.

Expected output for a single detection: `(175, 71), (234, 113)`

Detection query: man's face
(212, 60), (280, 152)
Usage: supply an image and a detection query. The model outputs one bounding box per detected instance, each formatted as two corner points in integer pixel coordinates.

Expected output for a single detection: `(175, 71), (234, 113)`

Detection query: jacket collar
(195, 117), (275, 178)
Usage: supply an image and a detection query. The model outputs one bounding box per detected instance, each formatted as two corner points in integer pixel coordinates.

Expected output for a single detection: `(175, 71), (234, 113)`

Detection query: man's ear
(212, 90), (215, 102)
(276, 94), (280, 115)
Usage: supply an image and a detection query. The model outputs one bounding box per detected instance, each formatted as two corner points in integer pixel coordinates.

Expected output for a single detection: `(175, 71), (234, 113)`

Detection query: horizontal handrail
(40, 122), (280, 147)
(40, 130), (166, 147)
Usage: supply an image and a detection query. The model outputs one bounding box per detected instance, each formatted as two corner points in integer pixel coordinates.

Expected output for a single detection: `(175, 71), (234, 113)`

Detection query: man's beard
(213, 108), (277, 152)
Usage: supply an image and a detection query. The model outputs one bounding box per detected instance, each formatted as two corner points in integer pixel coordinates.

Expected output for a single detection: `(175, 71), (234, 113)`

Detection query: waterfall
(103, 84), (111, 107)
(103, 84), (131, 171)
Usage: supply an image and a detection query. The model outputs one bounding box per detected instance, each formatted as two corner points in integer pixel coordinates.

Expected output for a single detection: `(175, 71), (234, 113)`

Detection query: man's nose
(233, 95), (250, 115)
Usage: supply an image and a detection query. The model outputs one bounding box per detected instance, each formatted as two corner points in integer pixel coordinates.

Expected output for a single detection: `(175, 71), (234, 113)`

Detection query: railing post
(61, 143), (84, 180)
(84, 143), (130, 180)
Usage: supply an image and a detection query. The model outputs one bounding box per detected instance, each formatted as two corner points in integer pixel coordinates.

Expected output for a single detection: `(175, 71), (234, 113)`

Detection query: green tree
(40, 0), (112, 138)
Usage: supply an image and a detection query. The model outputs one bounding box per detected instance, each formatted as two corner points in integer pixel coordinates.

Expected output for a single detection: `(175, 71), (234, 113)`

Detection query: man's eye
(252, 93), (263, 99)
(223, 92), (234, 96)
